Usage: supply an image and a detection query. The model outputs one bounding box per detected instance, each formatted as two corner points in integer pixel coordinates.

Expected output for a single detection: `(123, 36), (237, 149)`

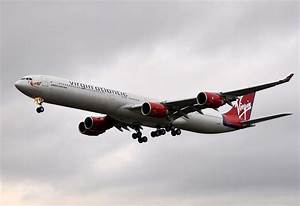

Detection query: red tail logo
(223, 93), (255, 127)
(233, 95), (253, 120)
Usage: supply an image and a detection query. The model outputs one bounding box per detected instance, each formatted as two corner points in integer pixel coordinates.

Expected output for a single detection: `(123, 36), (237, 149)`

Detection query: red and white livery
(15, 74), (294, 143)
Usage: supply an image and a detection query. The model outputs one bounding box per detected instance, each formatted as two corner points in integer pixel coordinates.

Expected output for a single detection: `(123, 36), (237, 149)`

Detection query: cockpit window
(21, 77), (32, 80)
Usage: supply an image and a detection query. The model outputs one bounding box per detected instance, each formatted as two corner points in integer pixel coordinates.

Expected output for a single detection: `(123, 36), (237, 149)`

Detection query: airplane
(15, 73), (294, 143)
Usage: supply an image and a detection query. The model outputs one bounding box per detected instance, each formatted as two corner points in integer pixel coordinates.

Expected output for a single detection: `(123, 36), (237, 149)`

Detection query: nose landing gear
(36, 106), (44, 113)
(34, 97), (44, 113)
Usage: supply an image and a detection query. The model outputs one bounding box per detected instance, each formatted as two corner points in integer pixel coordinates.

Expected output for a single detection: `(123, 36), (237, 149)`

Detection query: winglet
(280, 73), (294, 83)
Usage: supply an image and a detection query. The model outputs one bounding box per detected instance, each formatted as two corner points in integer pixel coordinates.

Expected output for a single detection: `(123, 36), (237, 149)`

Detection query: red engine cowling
(197, 92), (225, 108)
(141, 102), (168, 118)
(78, 116), (113, 136)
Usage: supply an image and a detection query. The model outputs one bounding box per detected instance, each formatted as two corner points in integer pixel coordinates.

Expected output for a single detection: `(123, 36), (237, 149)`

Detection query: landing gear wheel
(142, 136), (148, 143)
(155, 130), (160, 136)
(151, 131), (156, 138)
(160, 129), (166, 135)
(136, 131), (142, 138)
(132, 133), (138, 139)
(170, 125), (175, 131)
(171, 130), (176, 136)
(36, 106), (44, 113)
(165, 126), (171, 132)
(175, 129), (181, 135)
(138, 137), (143, 143)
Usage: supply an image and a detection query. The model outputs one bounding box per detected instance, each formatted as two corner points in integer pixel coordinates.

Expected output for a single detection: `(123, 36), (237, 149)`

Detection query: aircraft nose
(15, 80), (26, 91)
(15, 80), (21, 89)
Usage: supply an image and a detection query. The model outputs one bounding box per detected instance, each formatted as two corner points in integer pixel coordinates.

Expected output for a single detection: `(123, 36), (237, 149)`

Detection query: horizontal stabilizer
(242, 113), (292, 127)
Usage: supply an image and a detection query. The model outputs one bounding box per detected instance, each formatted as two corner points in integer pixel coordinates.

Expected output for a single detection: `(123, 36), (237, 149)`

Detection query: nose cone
(15, 80), (22, 90)
(15, 80), (27, 93)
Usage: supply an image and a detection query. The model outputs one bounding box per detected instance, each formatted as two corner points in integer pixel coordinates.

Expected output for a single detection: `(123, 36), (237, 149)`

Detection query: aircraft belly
(45, 87), (120, 114)
(110, 107), (169, 128)
(173, 113), (235, 134)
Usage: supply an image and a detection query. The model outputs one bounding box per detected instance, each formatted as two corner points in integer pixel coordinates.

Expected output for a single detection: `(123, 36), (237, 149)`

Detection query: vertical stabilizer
(223, 93), (255, 128)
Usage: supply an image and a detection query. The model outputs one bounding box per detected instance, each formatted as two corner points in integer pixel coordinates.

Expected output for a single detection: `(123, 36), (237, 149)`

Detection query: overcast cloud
(1, 1), (299, 206)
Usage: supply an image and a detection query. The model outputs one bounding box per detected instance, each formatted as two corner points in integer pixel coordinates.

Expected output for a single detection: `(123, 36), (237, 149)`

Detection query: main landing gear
(34, 97), (44, 113)
(150, 128), (166, 137)
(132, 130), (148, 143)
(166, 125), (181, 136)
(151, 125), (181, 138)
(132, 125), (182, 144)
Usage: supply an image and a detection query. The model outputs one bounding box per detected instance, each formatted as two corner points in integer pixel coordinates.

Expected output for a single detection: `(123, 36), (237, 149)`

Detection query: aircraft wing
(221, 73), (294, 97)
(163, 74), (294, 120)
(164, 99), (204, 119)
(125, 74), (293, 120)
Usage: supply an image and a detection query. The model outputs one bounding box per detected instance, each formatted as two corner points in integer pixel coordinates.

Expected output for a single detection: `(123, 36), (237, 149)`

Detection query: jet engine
(197, 92), (225, 108)
(78, 116), (113, 136)
(141, 102), (168, 118)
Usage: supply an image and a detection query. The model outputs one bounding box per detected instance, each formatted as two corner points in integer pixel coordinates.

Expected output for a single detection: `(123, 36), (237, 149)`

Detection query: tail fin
(222, 93), (255, 128)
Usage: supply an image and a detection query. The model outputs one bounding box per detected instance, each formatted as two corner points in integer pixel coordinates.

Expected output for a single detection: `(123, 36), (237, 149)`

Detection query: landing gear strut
(34, 97), (44, 113)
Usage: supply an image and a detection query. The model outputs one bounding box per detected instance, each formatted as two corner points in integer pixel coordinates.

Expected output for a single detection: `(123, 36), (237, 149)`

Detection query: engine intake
(84, 116), (112, 130)
(78, 122), (103, 136)
(197, 92), (225, 108)
(141, 102), (168, 118)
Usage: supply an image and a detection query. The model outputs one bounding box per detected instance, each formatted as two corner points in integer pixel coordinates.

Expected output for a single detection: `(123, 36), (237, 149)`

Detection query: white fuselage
(15, 75), (235, 134)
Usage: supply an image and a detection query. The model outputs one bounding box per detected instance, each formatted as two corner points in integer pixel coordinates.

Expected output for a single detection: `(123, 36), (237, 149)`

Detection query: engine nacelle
(78, 116), (113, 136)
(141, 102), (168, 118)
(197, 92), (225, 108)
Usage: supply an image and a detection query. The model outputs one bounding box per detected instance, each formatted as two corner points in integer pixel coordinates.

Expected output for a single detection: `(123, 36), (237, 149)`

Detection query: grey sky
(1, 1), (299, 206)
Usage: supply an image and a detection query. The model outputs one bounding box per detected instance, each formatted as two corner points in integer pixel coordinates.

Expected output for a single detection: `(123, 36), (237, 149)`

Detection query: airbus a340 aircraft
(15, 74), (293, 143)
